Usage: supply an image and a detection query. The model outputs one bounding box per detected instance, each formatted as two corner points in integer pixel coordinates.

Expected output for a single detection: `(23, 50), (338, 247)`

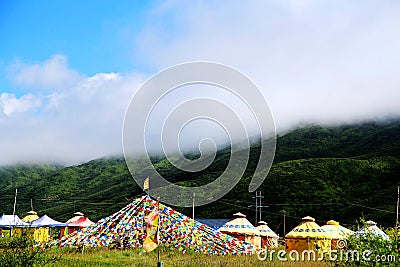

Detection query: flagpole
(192, 192), (195, 219)
(396, 186), (399, 227)
(157, 196), (163, 267)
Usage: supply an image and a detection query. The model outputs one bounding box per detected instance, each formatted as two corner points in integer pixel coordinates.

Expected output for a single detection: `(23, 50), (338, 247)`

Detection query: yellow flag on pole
(143, 202), (159, 252)
(143, 177), (149, 191)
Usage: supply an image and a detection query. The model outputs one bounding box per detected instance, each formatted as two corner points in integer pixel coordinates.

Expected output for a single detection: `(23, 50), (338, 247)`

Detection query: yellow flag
(143, 204), (159, 252)
(143, 177), (149, 191)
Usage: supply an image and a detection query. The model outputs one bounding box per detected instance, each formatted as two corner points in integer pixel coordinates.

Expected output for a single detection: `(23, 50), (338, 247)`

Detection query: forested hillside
(1, 120), (399, 236)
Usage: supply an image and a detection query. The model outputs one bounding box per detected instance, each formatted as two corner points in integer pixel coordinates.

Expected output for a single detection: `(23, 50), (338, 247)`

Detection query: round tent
(218, 212), (261, 248)
(285, 216), (331, 253)
(321, 220), (354, 249)
(66, 212), (85, 223)
(256, 221), (279, 248)
(22, 211), (39, 223)
(61, 212), (94, 236)
(355, 220), (389, 240)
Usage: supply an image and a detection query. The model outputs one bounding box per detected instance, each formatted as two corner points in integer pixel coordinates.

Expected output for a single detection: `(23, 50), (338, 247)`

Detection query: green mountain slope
(1, 120), (399, 236)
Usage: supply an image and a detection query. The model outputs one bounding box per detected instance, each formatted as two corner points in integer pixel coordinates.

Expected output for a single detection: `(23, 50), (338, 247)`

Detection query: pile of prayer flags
(46, 196), (255, 255)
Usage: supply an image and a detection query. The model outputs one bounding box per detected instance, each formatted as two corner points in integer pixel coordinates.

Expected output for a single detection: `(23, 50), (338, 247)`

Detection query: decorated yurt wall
(256, 221), (279, 248)
(321, 220), (354, 249)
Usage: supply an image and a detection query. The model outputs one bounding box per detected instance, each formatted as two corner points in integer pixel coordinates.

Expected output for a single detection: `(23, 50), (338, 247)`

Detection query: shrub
(329, 220), (400, 267)
(0, 235), (60, 267)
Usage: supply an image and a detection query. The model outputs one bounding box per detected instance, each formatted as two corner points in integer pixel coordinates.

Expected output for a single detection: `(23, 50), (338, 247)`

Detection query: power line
(346, 202), (395, 214)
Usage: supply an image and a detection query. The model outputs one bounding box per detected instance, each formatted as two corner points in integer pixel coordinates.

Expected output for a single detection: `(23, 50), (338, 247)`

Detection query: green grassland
(49, 247), (327, 267)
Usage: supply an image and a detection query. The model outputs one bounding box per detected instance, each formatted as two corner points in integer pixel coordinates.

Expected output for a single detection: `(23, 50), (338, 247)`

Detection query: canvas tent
(285, 216), (331, 254)
(256, 221), (279, 248)
(29, 215), (67, 242)
(0, 215), (29, 227)
(355, 220), (389, 240)
(218, 212), (261, 249)
(0, 215), (29, 237)
(46, 196), (255, 255)
(31, 215), (67, 227)
(321, 220), (354, 249)
(61, 212), (94, 236)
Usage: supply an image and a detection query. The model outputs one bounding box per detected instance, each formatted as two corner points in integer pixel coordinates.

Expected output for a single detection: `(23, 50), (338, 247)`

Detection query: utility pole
(254, 192), (258, 225)
(250, 191), (268, 225)
(396, 186), (399, 227)
(31, 199), (34, 211)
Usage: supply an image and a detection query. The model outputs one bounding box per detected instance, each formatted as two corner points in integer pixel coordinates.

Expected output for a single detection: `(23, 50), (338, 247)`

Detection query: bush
(329, 220), (400, 267)
(0, 235), (60, 267)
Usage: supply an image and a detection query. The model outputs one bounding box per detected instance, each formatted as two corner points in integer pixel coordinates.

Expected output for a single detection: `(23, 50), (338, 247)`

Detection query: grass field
(48, 247), (329, 267)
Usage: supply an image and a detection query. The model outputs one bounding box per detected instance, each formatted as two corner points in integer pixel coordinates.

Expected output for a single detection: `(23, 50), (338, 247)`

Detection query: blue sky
(1, 0), (400, 165)
(0, 1), (156, 92)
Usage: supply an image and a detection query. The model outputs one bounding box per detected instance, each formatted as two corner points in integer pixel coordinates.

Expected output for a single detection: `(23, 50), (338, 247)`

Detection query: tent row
(218, 212), (279, 249)
(1, 196), (390, 256)
(215, 213), (390, 253)
(0, 211), (94, 242)
(285, 216), (389, 253)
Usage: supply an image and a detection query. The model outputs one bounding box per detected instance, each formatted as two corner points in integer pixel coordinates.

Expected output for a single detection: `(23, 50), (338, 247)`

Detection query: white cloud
(0, 93), (41, 116)
(7, 54), (85, 91)
(132, 0), (400, 131)
(2, 2), (400, 165)
(0, 54), (146, 165)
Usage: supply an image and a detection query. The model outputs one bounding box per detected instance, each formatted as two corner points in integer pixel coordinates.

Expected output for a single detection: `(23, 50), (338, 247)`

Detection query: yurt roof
(302, 216), (315, 222)
(256, 221), (279, 238)
(355, 220), (389, 240)
(22, 211), (39, 223)
(321, 220), (354, 239)
(233, 212), (246, 218)
(285, 216), (331, 239)
(67, 216), (95, 227)
(218, 213), (260, 235)
(66, 212), (85, 224)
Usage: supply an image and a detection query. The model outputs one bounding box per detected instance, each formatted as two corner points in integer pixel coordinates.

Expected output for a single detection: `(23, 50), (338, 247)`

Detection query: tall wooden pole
(11, 188), (17, 237)
(157, 198), (160, 264)
(12, 188), (17, 217)
(396, 186), (399, 227)
(192, 192), (195, 219)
